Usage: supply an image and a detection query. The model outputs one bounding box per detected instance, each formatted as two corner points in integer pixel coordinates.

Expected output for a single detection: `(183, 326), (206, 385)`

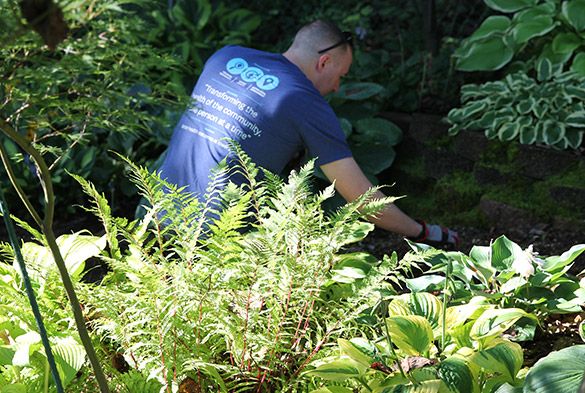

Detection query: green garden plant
(405, 236), (585, 321)
(454, 0), (585, 75)
(306, 292), (536, 392)
(446, 59), (585, 149)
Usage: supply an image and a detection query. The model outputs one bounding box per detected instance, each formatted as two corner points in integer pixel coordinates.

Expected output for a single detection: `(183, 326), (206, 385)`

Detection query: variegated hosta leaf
(470, 308), (535, 345)
(338, 338), (375, 367)
(524, 345), (585, 393)
(386, 315), (434, 356)
(306, 359), (364, 382)
(468, 338), (523, 383)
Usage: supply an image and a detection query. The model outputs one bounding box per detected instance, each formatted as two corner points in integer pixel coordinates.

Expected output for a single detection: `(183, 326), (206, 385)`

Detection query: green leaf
(524, 345), (585, 393)
(542, 244), (585, 272)
(537, 57), (552, 81)
(519, 124), (538, 145)
(49, 336), (86, 387)
(333, 82), (385, 101)
(338, 338), (375, 367)
(513, 3), (556, 22)
(484, 0), (538, 13)
(455, 36), (514, 71)
(306, 359), (362, 382)
(310, 387), (354, 393)
(571, 52), (585, 76)
(436, 355), (479, 393)
(405, 275), (445, 293)
(354, 118), (403, 146)
(543, 121), (565, 145)
(552, 32), (582, 54)
(57, 233), (107, 278)
(405, 292), (444, 331)
(470, 308), (533, 344)
(1, 384), (27, 393)
(565, 128), (584, 149)
(386, 315), (434, 356)
(461, 101), (489, 121)
(512, 16), (556, 44)
(339, 117), (353, 138)
(565, 111), (585, 128)
(468, 16), (512, 41)
(469, 339), (523, 382)
(352, 143), (395, 175)
(498, 122), (519, 141)
(562, 0), (585, 31)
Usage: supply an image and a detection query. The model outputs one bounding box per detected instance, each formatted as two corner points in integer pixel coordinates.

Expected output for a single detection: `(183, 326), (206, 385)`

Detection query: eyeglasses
(317, 31), (353, 54)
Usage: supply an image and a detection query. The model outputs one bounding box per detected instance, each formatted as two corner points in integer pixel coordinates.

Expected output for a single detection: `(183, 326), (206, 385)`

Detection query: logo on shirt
(226, 58), (279, 91)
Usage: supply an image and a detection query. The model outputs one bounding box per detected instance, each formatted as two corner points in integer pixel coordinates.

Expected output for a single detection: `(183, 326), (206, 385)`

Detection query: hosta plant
(306, 292), (536, 393)
(453, 0), (585, 75)
(406, 235), (585, 324)
(446, 59), (585, 149)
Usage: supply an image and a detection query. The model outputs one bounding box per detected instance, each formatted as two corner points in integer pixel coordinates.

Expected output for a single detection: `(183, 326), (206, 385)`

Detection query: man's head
(283, 20), (353, 96)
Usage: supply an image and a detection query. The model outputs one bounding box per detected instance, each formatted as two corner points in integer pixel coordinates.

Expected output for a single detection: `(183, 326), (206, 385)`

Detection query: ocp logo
(257, 75), (279, 90)
(226, 58), (248, 75)
(241, 67), (264, 82)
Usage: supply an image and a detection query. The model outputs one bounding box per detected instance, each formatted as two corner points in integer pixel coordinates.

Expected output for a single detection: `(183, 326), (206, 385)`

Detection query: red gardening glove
(408, 219), (459, 250)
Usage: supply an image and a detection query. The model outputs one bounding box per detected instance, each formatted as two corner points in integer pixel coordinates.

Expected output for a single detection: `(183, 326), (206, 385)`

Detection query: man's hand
(408, 219), (459, 250)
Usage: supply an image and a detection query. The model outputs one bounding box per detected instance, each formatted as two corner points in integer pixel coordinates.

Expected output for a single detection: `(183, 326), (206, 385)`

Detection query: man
(159, 20), (458, 249)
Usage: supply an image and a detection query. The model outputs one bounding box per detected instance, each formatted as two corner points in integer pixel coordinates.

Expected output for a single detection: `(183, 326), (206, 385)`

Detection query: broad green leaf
(468, 245), (496, 286)
(470, 308), (534, 345)
(571, 52), (585, 76)
(354, 118), (403, 146)
(490, 236), (524, 271)
(445, 303), (494, 331)
(468, 339), (523, 382)
(306, 359), (362, 382)
(386, 315), (434, 356)
(519, 125), (538, 144)
(565, 111), (585, 128)
(537, 57), (552, 81)
(461, 101), (489, 120)
(339, 117), (353, 138)
(310, 387), (354, 393)
(58, 233), (106, 278)
(562, 0), (585, 31)
(387, 298), (410, 317)
(565, 83), (585, 101)
(542, 244), (585, 272)
(405, 292), (444, 332)
(513, 2), (556, 21)
(456, 36), (514, 71)
(538, 42), (573, 67)
(49, 336), (86, 387)
(436, 355), (479, 393)
(498, 122), (519, 141)
(334, 82), (385, 101)
(338, 338), (375, 367)
(516, 97), (535, 114)
(0, 346), (16, 366)
(468, 16), (512, 41)
(1, 384), (27, 393)
(352, 143), (395, 175)
(564, 128), (584, 149)
(405, 275), (445, 293)
(484, 0), (538, 13)
(512, 16), (556, 44)
(552, 32), (582, 54)
(524, 345), (585, 393)
(543, 121), (565, 145)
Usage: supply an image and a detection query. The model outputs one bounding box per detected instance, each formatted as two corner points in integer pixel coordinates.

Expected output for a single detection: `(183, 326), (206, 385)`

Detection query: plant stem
(0, 119), (111, 392)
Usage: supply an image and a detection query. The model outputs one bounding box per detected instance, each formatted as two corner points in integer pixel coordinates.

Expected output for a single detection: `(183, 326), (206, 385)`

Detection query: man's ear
(317, 53), (331, 72)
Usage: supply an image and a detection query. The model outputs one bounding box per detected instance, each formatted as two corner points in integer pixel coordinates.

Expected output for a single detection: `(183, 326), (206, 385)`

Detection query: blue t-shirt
(159, 45), (352, 201)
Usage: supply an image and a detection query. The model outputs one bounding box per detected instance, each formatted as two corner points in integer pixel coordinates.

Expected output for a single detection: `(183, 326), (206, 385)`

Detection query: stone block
(550, 186), (585, 210)
(473, 164), (511, 188)
(409, 113), (450, 145)
(454, 131), (489, 162)
(423, 147), (474, 180)
(517, 145), (582, 180)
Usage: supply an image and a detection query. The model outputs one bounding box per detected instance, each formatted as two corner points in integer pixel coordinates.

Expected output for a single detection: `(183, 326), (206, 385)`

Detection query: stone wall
(378, 112), (585, 233)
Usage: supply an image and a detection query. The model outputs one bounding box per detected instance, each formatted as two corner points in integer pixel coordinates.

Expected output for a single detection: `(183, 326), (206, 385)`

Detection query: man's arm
(320, 156), (422, 237)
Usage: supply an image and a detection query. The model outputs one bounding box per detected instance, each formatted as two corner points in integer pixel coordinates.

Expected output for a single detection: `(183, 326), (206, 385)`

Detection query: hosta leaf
(513, 2), (556, 22)
(468, 339), (523, 382)
(50, 336), (86, 387)
(537, 57), (552, 82)
(1, 384), (27, 393)
(470, 308), (534, 344)
(524, 345), (585, 393)
(455, 36), (514, 71)
(498, 122), (519, 141)
(311, 387), (354, 393)
(552, 32), (582, 54)
(352, 143), (395, 175)
(333, 82), (385, 101)
(519, 125), (538, 145)
(484, 0), (538, 13)
(515, 97), (534, 114)
(564, 128), (584, 149)
(306, 359), (362, 382)
(405, 292), (444, 332)
(354, 118), (403, 146)
(565, 84), (585, 101)
(512, 15), (556, 44)
(565, 111), (585, 128)
(338, 338), (375, 367)
(538, 43), (573, 67)
(542, 244), (585, 272)
(373, 379), (442, 393)
(461, 101), (489, 121)
(339, 117), (352, 138)
(572, 52), (585, 76)
(468, 15), (512, 41)
(543, 121), (565, 145)
(386, 315), (434, 356)
(460, 84), (486, 102)
(532, 99), (548, 118)
(436, 355), (479, 393)
(562, 0), (585, 32)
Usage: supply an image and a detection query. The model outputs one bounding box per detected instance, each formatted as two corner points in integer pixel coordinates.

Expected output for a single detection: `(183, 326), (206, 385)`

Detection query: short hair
(291, 20), (349, 54)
